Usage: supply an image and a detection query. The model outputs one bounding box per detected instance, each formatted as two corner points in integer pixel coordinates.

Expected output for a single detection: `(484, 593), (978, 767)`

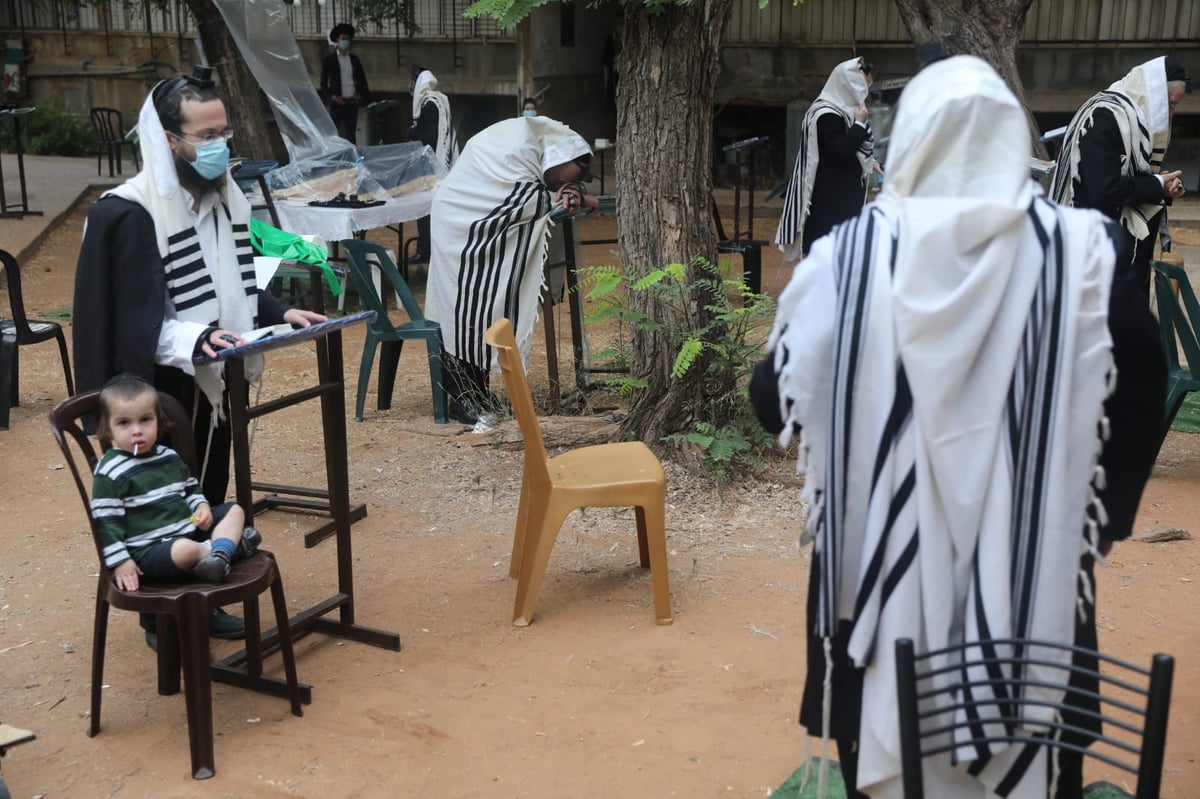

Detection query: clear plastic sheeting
(211, 0), (445, 226)
(212, 0), (338, 161)
(266, 141), (442, 203)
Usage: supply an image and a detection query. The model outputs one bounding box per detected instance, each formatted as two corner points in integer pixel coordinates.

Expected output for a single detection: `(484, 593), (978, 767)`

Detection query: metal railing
(0, 0), (510, 40)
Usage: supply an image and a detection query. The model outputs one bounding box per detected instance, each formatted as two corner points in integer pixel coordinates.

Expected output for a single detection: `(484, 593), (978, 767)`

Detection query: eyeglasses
(170, 128), (234, 146)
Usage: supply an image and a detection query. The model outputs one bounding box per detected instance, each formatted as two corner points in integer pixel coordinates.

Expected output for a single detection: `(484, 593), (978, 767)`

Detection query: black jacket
(72, 195), (288, 396)
(804, 114), (871, 253)
(319, 51), (370, 104)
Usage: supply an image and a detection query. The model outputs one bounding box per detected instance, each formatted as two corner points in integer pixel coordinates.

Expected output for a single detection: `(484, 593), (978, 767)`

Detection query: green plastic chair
(338, 239), (448, 424)
(1150, 259), (1200, 443)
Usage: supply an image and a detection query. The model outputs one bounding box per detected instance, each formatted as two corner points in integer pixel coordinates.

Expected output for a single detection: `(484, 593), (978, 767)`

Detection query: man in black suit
(320, 23), (371, 143)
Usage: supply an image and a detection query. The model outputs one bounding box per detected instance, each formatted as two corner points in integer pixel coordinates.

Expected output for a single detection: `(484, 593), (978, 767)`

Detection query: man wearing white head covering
(1052, 56), (1189, 289)
(72, 71), (327, 643)
(751, 55), (1163, 798)
(775, 56), (876, 265)
(409, 66), (459, 263)
(426, 115), (594, 423)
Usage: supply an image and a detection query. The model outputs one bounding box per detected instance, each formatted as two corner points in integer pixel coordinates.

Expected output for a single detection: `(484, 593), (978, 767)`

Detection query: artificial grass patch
(1171, 391), (1200, 433)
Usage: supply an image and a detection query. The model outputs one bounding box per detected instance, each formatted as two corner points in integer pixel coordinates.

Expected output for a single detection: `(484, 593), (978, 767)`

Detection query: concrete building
(3, 0), (1198, 184)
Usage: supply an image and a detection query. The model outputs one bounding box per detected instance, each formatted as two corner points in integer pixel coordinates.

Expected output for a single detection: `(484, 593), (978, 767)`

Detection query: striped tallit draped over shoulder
(1050, 56), (1172, 241)
(102, 89), (262, 412)
(425, 116), (590, 370)
(769, 57), (1117, 798)
(775, 56), (875, 266)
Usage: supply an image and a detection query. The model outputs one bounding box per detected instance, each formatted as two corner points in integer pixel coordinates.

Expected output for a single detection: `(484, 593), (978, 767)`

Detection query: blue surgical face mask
(338, 38), (351, 51)
(522, 109), (538, 117)
(191, 140), (230, 180)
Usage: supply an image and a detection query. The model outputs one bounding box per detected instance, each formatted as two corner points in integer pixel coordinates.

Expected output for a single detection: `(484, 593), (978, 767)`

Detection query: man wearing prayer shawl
(1051, 56), (1189, 291)
(409, 66), (459, 263)
(72, 71), (326, 641)
(426, 115), (595, 424)
(751, 56), (1163, 798)
(775, 56), (876, 266)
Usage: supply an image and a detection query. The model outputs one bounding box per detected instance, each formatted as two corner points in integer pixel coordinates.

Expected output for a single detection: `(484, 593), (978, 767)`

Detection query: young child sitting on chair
(91, 375), (261, 592)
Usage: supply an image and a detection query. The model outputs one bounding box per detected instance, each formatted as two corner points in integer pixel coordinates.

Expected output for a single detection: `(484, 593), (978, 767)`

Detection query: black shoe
(208, 608), (245, 640)
(237, 527), (262, 559)
(192, 551), (231, 582)
(447, 397), (480, 425)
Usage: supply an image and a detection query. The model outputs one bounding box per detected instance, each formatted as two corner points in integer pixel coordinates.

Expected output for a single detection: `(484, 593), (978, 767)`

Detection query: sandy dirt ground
(0, 200), (1197, 798)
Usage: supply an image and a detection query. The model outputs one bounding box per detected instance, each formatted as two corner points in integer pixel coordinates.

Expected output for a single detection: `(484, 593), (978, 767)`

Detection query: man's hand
(1161, 169), (1185, 200)
(283, 308), (327, 328)
(192, 502), (213, 531)
(113, 559), (142, 592)
(332, 96), (346, 106)
(199, 328), (244, 360)
(854, 104), (869, 124)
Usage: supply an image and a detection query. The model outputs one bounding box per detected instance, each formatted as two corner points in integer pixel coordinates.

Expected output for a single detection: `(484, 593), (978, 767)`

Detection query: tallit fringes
(1091, 464), (1107, 492)
(818, 635), (834, 799)
(1098, 415), (1111, 442)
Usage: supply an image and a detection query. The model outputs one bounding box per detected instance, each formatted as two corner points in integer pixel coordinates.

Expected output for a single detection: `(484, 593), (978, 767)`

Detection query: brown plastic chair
(1, 248), (74, 410)
(49, 389), (304, 780)
(484, 318), (672, 626)
(89, 107), (140, 177)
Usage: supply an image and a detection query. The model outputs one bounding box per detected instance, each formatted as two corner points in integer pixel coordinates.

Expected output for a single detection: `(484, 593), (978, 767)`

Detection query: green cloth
(249, 217), (341, 296)
(774, 760), (847, 799)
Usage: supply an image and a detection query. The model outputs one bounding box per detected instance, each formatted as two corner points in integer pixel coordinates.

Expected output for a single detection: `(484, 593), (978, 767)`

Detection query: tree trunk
(614, 0), (733, 448)
(186, 0), (286, 162)
(893, 0), (1046, 156)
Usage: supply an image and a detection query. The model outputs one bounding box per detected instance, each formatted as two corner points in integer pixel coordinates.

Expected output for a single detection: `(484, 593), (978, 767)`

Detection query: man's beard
(174, 153), (224, 195)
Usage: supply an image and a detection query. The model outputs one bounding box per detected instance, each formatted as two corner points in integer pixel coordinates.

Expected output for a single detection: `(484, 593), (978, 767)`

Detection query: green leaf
(672, 338), (704, 378)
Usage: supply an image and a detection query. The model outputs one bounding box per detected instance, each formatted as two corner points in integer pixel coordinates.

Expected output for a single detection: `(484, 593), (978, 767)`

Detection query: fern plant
(578, 258), (776, 483)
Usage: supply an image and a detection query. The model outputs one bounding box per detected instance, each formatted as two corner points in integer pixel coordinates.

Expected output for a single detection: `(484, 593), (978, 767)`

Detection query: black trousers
(330, 103), (359, 143)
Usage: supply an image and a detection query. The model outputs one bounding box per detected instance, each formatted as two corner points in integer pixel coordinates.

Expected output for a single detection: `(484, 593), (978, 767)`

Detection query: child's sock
(211, 538), (237, 560)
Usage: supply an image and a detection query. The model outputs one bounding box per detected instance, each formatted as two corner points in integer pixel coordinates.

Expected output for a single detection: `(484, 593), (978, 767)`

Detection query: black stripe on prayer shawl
(994, 737), (1046, 796)
(818, 208), (883, 638)
(167, 228), (195, 245)
(1009, 202), (1065, 643)
(502, 189), (552, 342)
(164, 241), (202, 266)
(459, 182), (537, 367)
(456, 181), (545, 369)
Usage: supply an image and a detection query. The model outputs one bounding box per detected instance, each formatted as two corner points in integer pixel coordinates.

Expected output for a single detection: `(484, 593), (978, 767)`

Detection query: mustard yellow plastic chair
(484, 318), (672, 626)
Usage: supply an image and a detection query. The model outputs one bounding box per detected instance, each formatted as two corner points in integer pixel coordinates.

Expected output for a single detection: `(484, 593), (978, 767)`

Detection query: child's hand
(113, 559), (142, 592)
(192, 503), (213, 531)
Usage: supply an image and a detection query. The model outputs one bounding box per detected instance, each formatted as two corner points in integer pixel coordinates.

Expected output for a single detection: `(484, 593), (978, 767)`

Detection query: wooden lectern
(194, 307), (401, 683)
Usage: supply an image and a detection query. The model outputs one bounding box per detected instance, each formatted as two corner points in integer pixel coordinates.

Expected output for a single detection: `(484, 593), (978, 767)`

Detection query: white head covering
(770, 55), (1116, 796)
(816, 56), (871, 117)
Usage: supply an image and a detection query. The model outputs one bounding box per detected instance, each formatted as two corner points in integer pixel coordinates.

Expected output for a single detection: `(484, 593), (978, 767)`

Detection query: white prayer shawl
(775, 57), (874, 265)
(425, 116), (590, 369)
(1051, 56), (1172, 241)
(104, 91), (262, 413)
(770, 57), (1115, 798)
(412, 70), (459, 172)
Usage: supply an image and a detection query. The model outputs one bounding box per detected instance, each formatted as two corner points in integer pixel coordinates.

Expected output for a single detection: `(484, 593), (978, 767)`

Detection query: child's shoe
(192, 551), (231, 582)
(237, 527), (263, 560)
